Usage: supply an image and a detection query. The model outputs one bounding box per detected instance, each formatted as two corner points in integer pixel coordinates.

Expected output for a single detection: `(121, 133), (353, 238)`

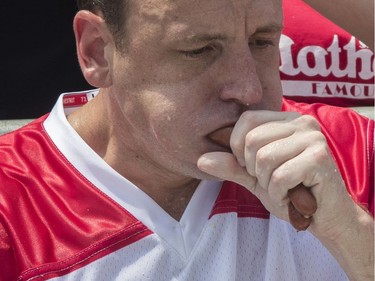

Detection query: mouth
(207, 126), (234, 150)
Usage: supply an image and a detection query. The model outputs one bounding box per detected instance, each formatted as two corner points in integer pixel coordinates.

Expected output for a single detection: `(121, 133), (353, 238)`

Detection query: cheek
(111, 59), (212, 149)
(149, 107), (193, 144)
(145, 112), (203, 172)
(127, 92), (191, 145)
(146, 99), (209, 162)
(256, 59), (283, 110)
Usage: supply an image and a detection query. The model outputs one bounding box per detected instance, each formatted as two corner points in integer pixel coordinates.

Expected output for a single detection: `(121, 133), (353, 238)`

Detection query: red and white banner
(280, 0), (374, 106)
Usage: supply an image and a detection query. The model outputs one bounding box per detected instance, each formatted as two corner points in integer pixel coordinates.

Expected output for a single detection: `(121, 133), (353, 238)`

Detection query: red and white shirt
(0, 90), (373, 280)
(280, 0), (374, 106)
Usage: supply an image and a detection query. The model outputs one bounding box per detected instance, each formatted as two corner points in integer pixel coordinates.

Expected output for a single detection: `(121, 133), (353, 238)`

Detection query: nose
(218, 48), (263, 106)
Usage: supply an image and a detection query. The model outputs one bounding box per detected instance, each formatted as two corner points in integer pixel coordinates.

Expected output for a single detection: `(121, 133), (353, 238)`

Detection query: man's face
(108, 0), (283, 180)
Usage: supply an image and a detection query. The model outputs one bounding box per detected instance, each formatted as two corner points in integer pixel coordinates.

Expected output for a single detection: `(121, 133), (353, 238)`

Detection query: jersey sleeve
(283, 98), (374, 216)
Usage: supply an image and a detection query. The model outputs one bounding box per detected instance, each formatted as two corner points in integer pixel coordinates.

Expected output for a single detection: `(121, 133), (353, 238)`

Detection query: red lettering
(312, 83), (319, 94)
(350, 85), (361, 97)
(335, 85), (348, 96)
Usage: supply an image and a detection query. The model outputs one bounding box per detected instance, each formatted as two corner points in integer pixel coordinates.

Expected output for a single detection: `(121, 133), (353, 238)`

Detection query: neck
(146, 179), (200, 221)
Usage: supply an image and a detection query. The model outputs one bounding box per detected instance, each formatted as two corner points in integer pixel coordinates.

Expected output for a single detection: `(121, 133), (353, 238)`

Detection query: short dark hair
(76, 0), (128, 48)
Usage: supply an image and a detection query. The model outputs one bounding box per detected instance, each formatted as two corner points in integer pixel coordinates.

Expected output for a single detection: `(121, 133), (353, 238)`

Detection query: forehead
(126, 0), (283, 40)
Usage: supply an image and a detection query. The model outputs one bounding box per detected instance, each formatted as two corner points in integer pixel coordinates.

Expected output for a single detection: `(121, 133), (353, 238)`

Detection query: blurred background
(0, 1), (92, 119)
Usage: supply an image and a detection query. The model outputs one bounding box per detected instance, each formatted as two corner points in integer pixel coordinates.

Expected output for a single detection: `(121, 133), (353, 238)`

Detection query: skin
(72, 0), (283, 218)
(71, 0), (374, 279)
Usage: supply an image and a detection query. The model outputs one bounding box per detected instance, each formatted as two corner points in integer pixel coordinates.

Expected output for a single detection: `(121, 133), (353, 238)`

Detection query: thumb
(197, 152), (257, 193)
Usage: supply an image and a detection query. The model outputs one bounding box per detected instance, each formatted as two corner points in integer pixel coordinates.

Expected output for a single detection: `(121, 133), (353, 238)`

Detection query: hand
(198, 110), (354, 237)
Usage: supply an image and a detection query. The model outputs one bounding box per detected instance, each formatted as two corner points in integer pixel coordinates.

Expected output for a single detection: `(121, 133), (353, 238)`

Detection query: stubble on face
(104, 0), (284, 186)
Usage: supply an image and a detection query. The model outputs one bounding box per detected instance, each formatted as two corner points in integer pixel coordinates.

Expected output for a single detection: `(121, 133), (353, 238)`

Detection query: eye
(249, 39), (275, 49)
(180, 45), (216, 59)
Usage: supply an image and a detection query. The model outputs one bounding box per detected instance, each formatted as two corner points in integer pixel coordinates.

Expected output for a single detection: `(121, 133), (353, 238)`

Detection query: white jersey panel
(51, 214), (348, 281)
(265, 215), (348, 281)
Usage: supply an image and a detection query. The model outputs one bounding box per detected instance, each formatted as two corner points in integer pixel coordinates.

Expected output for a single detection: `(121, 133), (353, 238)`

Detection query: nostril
(219, 81), (263, 107)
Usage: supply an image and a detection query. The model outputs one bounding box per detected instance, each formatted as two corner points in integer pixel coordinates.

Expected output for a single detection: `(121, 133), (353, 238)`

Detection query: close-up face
(106, 0), (283, 180)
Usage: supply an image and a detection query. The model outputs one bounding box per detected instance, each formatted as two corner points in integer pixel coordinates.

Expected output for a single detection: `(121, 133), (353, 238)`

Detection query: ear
(73, 10), (114, 88)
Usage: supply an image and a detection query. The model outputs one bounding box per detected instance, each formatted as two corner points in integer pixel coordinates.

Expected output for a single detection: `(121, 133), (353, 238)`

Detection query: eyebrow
(254, 23), (284, 34)
(181, 34), (230, 44)
(175, 23), (283, 45)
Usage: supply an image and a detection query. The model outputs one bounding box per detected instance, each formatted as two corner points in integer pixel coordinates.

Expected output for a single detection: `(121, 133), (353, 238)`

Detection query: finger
(246, 128), (307, 189)
(267, 138), (328, 205)
(231, 110), (299, 171)
(197, 152), (257, 192)
(252, 127), (324, 190)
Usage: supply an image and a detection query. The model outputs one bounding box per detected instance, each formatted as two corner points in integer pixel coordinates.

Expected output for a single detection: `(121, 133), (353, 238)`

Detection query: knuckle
(269, 169), (287, 189)
(245, 131), (259, 147)
(306, 130), (327, 143)
(297, 115), (321, 131)
(256, 147), (271, 167)
(310, 143), (331, 164)
(268, 172), (287, 202)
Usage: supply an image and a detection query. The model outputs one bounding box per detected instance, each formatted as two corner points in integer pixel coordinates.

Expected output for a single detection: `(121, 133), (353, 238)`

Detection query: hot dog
(288, 183), (317, 231)
(208, 126), (233, 149)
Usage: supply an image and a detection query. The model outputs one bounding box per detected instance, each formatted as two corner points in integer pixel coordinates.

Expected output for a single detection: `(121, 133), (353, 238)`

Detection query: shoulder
(0, 118), (152, 280)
